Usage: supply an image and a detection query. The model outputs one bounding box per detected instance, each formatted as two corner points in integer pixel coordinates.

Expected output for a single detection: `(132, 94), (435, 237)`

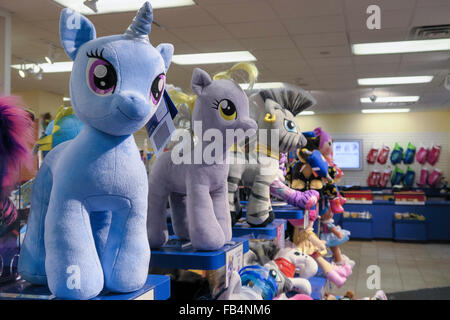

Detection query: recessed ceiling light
(358, 76), (434, 86)
(360, 96), (419, 103)
(11, 62), (73, 73)
(239, 82), (284, 90)
(361, 108), (410, 113)
(63, 97), (71, 101)
(300, 111), (315, 115)
(52, 0), (195, 15)
(352, 39), (450, 55)
(171, 51), (257, 65)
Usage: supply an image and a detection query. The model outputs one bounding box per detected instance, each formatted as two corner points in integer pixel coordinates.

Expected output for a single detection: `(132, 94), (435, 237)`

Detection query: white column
(0, 8), (11, 95)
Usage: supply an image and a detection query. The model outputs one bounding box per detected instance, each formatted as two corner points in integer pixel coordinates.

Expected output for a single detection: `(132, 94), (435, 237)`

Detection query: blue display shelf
(309, 276), (327, 300)
(344, 200), (450, 240)
(242, 207), (304, 220)
(0, 274), (170, 300)
(394, 219), (427, 242)
(342, 218), (373, 239)
(232, 219), (286, 238)
(150, 237), (249, 270)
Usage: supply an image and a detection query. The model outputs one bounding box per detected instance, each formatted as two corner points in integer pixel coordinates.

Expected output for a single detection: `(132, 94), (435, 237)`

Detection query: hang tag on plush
(145, 90), (178, 156)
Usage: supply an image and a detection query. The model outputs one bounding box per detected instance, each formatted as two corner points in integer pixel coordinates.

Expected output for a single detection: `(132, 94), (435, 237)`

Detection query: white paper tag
(135, 289), (154, 300)
(225, 243), (243, 288)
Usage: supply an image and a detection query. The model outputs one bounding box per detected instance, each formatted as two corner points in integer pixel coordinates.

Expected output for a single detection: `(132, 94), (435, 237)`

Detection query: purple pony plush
(147, 68), (257, 250)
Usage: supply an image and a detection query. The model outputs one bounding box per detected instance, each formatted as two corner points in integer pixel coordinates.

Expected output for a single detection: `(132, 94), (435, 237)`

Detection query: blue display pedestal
(309, 276), (327, 300)
(394, 219), (427, 242)
(0, 275), (170, 300)
(150, 237), (249, 270)
(342, 218), (373, 239)
(242, 207), (304, 220)
(232, 219), (286, 239)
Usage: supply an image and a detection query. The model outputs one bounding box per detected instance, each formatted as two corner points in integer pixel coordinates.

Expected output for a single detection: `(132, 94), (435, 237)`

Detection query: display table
(241, 207), (304, 220)
(0, 274), (171, 300)
(232, 219), (286, 238)
(150, 237), (249, 270)
(343, 200), (450, 241)
(309, 276), (327, 300)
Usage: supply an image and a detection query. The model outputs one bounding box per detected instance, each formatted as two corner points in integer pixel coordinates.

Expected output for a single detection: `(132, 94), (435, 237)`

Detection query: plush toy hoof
(247, 210), (274, 228)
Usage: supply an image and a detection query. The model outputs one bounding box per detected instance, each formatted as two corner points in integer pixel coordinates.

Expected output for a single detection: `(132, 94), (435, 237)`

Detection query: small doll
(313, 127), (346, 213)
(319, 208), (353, 277)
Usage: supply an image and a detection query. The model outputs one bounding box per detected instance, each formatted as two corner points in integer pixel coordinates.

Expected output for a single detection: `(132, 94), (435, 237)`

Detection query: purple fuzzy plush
(147, 68), (257, 250)
(0, 96), (34, 197)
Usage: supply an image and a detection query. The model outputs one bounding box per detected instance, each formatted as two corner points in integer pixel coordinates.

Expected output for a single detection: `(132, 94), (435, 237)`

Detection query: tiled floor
(327, 240), (450, 298)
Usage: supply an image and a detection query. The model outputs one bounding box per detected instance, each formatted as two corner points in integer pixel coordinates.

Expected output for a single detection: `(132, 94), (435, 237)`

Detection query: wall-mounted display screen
(332, 140), (363, 170)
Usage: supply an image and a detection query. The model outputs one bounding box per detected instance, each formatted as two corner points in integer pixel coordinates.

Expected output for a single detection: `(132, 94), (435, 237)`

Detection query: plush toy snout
(112, 91), (151, 121)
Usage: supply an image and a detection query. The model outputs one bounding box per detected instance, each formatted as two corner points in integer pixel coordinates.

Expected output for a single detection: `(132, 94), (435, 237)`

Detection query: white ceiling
(3, 0), (450, 114)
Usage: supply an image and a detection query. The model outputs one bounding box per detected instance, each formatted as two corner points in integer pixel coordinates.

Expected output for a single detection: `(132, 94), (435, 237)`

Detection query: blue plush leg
(44, 198), (103, 300)
(18, 162), (53, 285)
(99, 197), (150, 293)
(169, 192), (189, 240)
(186, 179), (225, 250)
(211, 183), (232, 242)
(147, 184), (170, 248)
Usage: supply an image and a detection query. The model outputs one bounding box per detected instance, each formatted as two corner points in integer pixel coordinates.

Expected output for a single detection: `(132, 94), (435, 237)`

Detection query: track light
(45, 56), (53, 64)
(18, 69), (26, 78)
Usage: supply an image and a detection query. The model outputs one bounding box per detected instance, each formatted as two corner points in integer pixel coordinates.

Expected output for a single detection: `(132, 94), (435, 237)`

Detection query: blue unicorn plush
(18, 2), (173, 299)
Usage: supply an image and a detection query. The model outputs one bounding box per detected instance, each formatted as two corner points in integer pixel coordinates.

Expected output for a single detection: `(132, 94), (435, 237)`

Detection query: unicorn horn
(124, 1), (153, 41)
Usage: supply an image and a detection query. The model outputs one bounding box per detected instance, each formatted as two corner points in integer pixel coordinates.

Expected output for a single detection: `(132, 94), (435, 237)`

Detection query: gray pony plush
(228, 87), (316, 227)
(147, 68), (257, 250)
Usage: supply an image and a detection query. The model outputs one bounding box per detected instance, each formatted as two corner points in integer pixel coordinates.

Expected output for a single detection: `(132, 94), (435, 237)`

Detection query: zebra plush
(228, 87), (317, 227)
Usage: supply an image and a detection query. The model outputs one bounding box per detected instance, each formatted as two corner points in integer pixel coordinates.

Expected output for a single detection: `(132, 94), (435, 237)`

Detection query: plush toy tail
(0, 95), (34, 197)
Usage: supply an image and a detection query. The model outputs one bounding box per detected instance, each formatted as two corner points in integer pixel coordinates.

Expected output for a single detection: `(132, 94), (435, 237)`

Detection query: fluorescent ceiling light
(358, 76), (433, 86)
(300, 111), (315, 115)
(352, 39), (450, 55)
(239, 82), (284, 90)
(12, 62), (73, 73)
(360, 96), (419, 103)
(362, 108), (410, 114)
(172, 51), (256, 65)
(63, 97), (71, 101)
(52, 0), (195, 15)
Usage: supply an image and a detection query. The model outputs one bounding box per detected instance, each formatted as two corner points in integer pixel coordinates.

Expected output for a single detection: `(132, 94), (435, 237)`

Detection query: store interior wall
(12, 89), (450, 187)
(295, 110), (450, 186)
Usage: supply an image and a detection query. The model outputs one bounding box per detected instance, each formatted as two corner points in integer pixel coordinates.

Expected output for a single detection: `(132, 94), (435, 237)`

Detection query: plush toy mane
(258, 85), (316, 116)
(0, 96), (34, 197)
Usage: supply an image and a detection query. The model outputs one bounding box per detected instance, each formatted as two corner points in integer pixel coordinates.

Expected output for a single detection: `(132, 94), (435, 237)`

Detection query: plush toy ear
(60, 9), (96, 61)
(191, 68), (212, 96)
(156, 43), (174, 72)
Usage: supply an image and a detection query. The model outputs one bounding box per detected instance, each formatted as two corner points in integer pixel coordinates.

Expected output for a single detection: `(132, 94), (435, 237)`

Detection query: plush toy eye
(269, 269), (277, 278)
(86, 57), (117, 96)
(284, 119), (297, 133)
(216, 99), (237, 121)
(150, 73), (165, 105)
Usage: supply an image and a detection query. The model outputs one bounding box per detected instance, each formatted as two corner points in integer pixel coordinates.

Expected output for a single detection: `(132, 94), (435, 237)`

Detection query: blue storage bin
(394, 219), (427, 241)
(341, 218), (373, 239)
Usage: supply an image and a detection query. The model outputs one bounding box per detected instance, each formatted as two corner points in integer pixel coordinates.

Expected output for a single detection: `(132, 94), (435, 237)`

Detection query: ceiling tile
(170, 25), (233, 42)
(253, 48), (302, 61)
(225, 20), (287, 38)
(293, 32), (349, 48)
(346, 9), (413, 32)
(155, 6), (217, 27)
(203, 0), (277, 23)
(349, 28), (409, 43)
(300, 45), (352, 59)
(307, 56), (353, 68)
(411, 5), (450, 26)
(269, 0), (344, 19)
(283, 15), (346, 35)
(239, 36), (297, 50)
